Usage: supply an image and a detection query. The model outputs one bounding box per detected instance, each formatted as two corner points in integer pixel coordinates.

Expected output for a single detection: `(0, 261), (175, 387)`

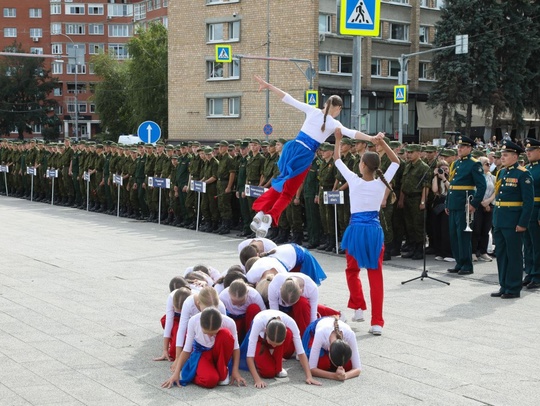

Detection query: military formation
(1, 135), (539, 296)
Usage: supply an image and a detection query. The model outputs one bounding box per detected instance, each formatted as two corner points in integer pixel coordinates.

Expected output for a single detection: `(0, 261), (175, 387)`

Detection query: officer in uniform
(522, 138), (540, 289)
(245, 139), (265, 222)
(185, 142), (204, 229)
(316, 142), (337, 252)
(215, 140), (236, 235)
(446, 136), (487, 275)
(389, 140), (406, 256)
(303, 152), (323, 249)
(200, 146), (220, 232)
(235, 141), (252, 237)
(491, 140), (534, 298)
(175, 142), (191, 226)
(399, 144), (431, 260)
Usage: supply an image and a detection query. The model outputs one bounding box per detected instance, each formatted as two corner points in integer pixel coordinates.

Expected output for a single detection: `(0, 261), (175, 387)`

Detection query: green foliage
(92, 22), (168, 140)
(0, 42), (59, 139)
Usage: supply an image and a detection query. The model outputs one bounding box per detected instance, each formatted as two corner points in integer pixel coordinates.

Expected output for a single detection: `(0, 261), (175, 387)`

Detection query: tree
(0, 43), (59, 139)
(127, 23), (168, 139)
(92, 53), (133, 140)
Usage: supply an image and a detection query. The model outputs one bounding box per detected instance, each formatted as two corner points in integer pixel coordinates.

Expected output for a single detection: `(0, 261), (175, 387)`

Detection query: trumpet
(464, 191), (473, 232)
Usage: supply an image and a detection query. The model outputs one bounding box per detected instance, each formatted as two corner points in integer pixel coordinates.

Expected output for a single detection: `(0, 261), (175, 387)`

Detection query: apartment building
(168, 0), (445, 142)
(0, 0), (168, 139)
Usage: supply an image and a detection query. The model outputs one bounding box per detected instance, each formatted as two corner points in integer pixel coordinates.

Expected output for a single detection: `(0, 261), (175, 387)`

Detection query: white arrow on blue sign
(137, 120), (161, 144)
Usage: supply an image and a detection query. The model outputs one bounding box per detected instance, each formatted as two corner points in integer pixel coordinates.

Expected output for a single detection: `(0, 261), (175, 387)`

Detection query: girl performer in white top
(334, 129), (400, 336)
(240, 309), (321, 389)
(250, 75), (384, 238)
(302, 316), (361, 381)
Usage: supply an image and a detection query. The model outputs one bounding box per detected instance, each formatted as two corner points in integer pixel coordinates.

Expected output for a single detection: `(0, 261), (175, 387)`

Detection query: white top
(246, 309), (304, 357)
(282, 94), (357, 143)
(483, 172), (496, 200)
(245, 257), (288, 285)
(335, 160), (399, 213)
(266, 244), (297, 270)
(308, 317), (362, 370)
(267, 273), (318, 323)
(237, 238), (277, 254)
(176, 295), (227, 347)
(163, 289), (190, 339)
(183, 312), (240, 353)
(219, 286), (267, 315)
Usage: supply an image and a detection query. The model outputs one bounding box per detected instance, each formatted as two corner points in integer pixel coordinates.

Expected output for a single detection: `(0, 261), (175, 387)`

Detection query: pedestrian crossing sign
(305, 90), (318, 106)
(394, 85), (407, 103)
(340, 0), (381, 36)
(215, 44), (232, 63)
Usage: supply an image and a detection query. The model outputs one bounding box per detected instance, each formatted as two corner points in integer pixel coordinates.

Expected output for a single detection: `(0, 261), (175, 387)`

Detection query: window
(52, 62), (63, 75)
(207, 61), (224, 79)
(78, 103), (87, 113)
(55, 105), (63, 115)
(66, 24), (85, 35)
(389, 60), (400, 77)
(66, 5), (85, 15)
(32, 124), (42, 134)
(50, 3), (61, 15)
(338, 56), (352, 74)
(435, 0), (446, 9)
(208, 23), (223, 42)
(30, 28), (43, 38)
(318, 54), (331, 72)
(109, 44), (129, 60)
(3, 8), (16, 18)
(419, 62), (434, 80)
(53, 87), (62, 96)
(134, 3), (146, 21)
(163, 0), (168, 6)
(88, 43), (104, 55)
(29, 9), (42, 18)
(67, 43), (86, 57)
(419, 26), (429, 44)
(90, 104), (96, 113)
(229, 97), (240, 116)
(162, 17), (168, 28)
(4, 28), (17, 38)
(89, 24), (104, 35)
(88, 4), (104, 15)
(390, 23), (409, 41)
(154, 0), (162, 9)
(88, 63), (95, 75)
(67, 64), (86, 74)
(147, 0), (153, 12)
(30, 48), (43, 55)
(371, 58), (382, 76)
(108, 24), (133, 37)
(67, 103), (76, 113)
(319, 14), (332, 34)
(51, 23), (62, 35)
(229, 21), (240, 41)
(207, 59), (240, 80)
(52, 44), (63, 54)
(108, 4), (133, 17)
(419, 0), (428, 6)
(229, 59), (240, 79)
(389, 0), (409, 4)
(208, 98), (223, 116)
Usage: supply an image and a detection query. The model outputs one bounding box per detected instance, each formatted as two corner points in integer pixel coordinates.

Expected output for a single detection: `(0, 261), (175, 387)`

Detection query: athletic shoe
(443, 257), (455, 262)
(479, 253), (492, 262)
(255, 214), (272, 238)
(218, 371), (230, 386)
(250, 211), (264, 233)
(276, 369), (288, 378)
(435, 256), (444, 261)
(369, 325), (383, 336)
(472, 254), (478, 262)
(352, 309), (365, 322)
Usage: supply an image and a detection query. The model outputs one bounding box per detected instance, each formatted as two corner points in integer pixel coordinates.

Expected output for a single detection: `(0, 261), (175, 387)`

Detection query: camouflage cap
(165, 145), (175, 150)
(219, 140), (229, 147)
(389, 141), (402, 149)
(406, 144), (422, 152)
(261, 141), (269, 147)
(204, 146), (214, 154)
(341, 137), (354, 146)
(268, 140), (277, 147)
(424, 145), (437, 153)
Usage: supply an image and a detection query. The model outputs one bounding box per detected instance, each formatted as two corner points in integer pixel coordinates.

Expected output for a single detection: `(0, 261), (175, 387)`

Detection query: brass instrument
(464, 191), (473, 232)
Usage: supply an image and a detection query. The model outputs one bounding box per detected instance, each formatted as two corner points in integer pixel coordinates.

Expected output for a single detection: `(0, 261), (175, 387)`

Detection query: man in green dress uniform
(491, 140), (534, 298)
(446, 136), (486, 275)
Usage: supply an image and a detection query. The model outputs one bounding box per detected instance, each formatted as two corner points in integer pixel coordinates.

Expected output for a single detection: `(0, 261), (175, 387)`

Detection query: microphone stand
(402, 143), (450, 286)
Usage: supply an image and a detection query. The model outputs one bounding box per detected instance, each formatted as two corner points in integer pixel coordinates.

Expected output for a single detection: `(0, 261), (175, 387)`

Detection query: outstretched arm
(254, 75), (286, 99)
(334, 128), (342, 162)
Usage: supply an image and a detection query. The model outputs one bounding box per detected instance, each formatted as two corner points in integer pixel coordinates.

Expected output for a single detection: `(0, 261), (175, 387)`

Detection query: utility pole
(351, 37), (362, 130)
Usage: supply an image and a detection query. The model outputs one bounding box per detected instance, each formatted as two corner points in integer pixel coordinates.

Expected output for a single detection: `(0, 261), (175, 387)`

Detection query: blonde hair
(255, 274), (274, 307)
(280, 277), (301, 306)
(197, 286), (219, 309)
(172, 287), (192, 312)
(229, 279), (248, 299)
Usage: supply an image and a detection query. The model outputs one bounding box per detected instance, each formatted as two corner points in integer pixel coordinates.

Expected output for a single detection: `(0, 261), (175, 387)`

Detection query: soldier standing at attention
(185, 142), (203, 229)
(491, 140), (534, 299)
(215, 140), (237, 235)
(316, 143), (338, 252)
(236, 141), (253, 237)
(398, 144), (431, 260)
(200, 147), (220, 232)
(176, 142), (191, 227)
(303, 152), (323, 249)
(245, 139), (265, 225)
(522, 138), (540, 290)
(445, 136), (486, 275)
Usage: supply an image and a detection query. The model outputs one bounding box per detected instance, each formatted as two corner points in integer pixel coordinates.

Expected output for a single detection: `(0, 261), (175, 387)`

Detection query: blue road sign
(137, 120), (161, 144)
(263, 124), (273, 136)
(306, 90), (318, 106)
(215, 45), (232, 63)
(340, 0), (381, 36)
(394, 85), (407, 103)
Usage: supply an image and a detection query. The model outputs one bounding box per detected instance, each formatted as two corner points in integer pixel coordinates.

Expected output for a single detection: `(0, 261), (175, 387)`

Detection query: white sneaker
(369, 325), (382, 336)
(352, 309), (365, 322)
(218, 375), (230, 386)
(443, 257), (455, 262)
(472, 254), (478, 262)
(435, 256), (444, 261)
(250, 211), (265, 232)
(479, 253), (493, 262)
(276, 369), (288, 378)
(255, 214), (272, 238)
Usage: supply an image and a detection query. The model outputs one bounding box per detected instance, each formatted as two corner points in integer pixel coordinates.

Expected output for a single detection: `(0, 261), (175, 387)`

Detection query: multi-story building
(168, 0), (445, 142)
(0, 0), (168, 139)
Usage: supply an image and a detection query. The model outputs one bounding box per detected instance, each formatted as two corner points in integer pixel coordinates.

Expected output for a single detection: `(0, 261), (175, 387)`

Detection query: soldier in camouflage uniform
(245, 139), (265, 223)
(200, 147), (220, 232)
(316, 142), (338, 252)
(215, 140), (237, 235)
(235, 141), (252, 237)
(185, 143), (204, 229)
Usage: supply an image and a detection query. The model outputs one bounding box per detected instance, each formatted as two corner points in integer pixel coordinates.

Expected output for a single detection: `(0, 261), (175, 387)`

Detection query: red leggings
(232, 304), (262, 343)
(345, 247), (385, 327)
(193, 329), (234, 388)
(286, 296), (340, 337)
(252, 168), (310, 226)
(160, 314), (180, 361)
(254, 328), (294, 378)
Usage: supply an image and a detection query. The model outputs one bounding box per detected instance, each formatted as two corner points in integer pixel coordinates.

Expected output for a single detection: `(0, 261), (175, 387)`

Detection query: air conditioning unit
(32, 37), (39, 42)
(319, 33), (325, 42)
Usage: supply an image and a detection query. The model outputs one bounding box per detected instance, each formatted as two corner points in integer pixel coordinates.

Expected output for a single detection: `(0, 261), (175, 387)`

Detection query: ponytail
(329, 317), (352, 367)
(321, 98), (332, 132)
(333, 316), (343, 340)
(375, 168), (396, 203)
(259, 248), (277, 258)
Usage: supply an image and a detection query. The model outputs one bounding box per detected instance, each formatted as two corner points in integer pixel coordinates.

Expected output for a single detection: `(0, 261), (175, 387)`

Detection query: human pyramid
(158, 238), (361, 389)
